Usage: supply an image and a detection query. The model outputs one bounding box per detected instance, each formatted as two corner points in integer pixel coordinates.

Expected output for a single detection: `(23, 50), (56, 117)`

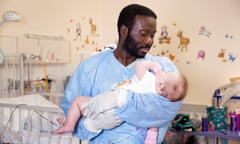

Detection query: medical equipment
(0, 11), (20, 26)
(213, 80), (240, 107)
(0, 54), (24, 98)
(0, 54), (80, 144)
(0, 49), (3, 64)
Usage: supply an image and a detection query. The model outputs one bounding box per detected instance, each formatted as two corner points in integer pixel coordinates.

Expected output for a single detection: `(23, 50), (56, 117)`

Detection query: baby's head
(155, 71), (188, 101)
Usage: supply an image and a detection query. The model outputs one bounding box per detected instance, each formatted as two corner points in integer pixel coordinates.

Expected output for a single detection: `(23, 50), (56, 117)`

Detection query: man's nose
(144, 36), (153, 45)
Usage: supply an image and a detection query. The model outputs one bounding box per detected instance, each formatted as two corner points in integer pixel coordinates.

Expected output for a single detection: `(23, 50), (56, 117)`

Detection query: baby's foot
(54, 126), (74, 134)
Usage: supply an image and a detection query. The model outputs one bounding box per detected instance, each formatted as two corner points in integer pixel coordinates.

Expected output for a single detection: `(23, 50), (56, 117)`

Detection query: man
(61, 4), (182, 144)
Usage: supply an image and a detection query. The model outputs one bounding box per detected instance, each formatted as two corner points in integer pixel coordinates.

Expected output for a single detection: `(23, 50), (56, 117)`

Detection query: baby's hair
(177, 73), (188, 101)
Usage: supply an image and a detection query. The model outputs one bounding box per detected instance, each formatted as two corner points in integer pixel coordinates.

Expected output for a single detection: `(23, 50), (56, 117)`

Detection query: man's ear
(120, 25), (128, 37)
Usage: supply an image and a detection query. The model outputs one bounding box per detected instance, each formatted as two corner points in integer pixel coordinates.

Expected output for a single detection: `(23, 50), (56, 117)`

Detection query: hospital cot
(0, 94), (80, 144)
(0, 54), (80, 144)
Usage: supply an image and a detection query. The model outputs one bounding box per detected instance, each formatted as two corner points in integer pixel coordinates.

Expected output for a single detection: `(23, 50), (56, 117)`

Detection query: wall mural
(155, 22), (191, 63)
(65, 16), (239, 65)
(153, 22), (239, 65)
(159, 25), (171, 44)
(66, 17), (100, 52)
(176, 31), (190, 52)
(197, 50), (206, 60)
(199, 26), (211, 37)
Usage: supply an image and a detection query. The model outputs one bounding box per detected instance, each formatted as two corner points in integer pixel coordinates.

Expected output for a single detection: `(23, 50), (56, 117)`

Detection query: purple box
(202, 117), (208, 131)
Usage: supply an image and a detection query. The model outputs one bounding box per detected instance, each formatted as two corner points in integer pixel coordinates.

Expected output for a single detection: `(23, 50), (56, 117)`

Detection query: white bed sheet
(0, 94), (60, 108)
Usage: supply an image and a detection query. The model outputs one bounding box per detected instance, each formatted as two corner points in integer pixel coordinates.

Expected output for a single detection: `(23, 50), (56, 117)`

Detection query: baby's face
(155, 72), (184, 101)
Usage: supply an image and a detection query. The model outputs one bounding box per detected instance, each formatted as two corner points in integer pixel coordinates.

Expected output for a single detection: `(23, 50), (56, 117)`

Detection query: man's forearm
(115, 90), (182, 128)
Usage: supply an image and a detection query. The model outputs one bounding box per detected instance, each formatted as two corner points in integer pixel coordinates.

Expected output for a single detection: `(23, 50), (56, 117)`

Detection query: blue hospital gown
(61, 49), (182, 144)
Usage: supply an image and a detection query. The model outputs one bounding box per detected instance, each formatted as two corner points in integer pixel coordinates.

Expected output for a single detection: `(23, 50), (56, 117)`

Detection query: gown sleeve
(115, 90), (182, 128)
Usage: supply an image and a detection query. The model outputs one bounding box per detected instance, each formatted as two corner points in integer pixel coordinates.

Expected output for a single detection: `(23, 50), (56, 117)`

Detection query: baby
(55, 60), (188, 143)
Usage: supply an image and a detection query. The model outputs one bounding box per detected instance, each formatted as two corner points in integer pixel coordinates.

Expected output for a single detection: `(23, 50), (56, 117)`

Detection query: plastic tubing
(40, 60), (49, 92)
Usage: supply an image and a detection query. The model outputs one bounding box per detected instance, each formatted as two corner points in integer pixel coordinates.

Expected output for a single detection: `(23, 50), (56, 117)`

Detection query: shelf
(170, 128), (240, 140)
(0, 35), (71, 64)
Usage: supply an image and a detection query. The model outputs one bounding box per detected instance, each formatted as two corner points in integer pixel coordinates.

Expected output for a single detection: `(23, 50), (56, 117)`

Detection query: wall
(1, 0), (240, 105)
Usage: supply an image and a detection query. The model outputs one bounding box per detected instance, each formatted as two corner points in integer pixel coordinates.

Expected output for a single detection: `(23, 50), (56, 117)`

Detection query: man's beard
(123, 34), (151, 58)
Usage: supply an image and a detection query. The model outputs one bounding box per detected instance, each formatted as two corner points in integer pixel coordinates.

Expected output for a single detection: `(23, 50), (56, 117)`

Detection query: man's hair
(117, 4), (157, 35)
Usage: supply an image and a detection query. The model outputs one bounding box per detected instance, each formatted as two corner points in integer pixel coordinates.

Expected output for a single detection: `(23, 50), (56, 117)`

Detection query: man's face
(123, 15), (156, 58)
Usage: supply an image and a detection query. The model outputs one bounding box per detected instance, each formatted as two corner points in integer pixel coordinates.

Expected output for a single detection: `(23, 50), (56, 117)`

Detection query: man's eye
(140, 31), (147, 37)
(140, 31), (155, 38)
